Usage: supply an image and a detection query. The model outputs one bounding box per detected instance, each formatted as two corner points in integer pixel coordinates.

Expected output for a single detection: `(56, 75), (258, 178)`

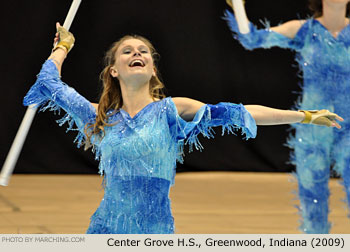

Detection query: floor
(0, 172), (349, 233)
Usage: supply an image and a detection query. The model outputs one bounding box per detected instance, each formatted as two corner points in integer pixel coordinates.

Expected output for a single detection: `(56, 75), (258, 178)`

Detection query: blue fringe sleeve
(167, 98), (257, 155)
(23, 59), (97, 147)
(223, 10), (300, 50)
(183, 103), (257, 151)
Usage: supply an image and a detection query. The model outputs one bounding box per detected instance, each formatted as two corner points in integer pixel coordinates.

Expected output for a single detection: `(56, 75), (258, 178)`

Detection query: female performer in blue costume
(224, 0), (350, 233)
(23, 22), (342, 234)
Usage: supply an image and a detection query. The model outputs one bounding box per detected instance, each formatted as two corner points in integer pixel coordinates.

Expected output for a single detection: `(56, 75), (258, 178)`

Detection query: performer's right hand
(52, 22), (75, 54)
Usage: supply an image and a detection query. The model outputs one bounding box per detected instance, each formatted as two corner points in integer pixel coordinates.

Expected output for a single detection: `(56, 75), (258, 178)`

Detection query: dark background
(0, 0), (310, 174)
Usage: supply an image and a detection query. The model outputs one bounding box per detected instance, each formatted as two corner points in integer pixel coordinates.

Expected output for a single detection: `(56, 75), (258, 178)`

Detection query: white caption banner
(0, 234), (349, 252)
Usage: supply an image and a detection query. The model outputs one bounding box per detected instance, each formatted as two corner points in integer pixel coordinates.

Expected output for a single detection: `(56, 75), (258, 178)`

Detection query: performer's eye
(123, 50), (131, 54)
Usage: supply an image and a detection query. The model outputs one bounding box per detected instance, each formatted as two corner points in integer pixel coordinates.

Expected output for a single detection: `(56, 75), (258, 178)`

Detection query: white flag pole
(0, 0), (82, 186)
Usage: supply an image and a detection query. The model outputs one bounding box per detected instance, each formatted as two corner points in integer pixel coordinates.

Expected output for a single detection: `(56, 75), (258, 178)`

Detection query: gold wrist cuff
(53, 41), (70, 53)
(299, 110), (312, 124)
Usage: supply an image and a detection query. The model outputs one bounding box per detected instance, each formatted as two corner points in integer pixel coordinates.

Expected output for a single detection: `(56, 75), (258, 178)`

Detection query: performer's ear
(110, 67), (118, 78)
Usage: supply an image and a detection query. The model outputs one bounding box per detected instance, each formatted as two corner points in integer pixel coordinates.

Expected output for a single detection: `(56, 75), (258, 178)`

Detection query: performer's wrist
(299, 110), (312, 124)
(49, 57), (61, 66)
(52, 44), (69, 54)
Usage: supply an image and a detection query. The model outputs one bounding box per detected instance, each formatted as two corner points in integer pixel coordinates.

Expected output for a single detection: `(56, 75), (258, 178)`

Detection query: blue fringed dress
(225, 11), (350, 233)
(23, 59), (257, 234)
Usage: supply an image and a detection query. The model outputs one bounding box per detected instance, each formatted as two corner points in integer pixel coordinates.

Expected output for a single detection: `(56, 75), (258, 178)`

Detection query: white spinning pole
(231, 0), (250, 34)
(0, 0), (82, 186)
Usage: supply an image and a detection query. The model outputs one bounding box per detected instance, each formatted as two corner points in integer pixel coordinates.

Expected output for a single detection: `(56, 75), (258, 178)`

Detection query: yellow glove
(299, 109), (343, 128)
(53, 23), (75, 54)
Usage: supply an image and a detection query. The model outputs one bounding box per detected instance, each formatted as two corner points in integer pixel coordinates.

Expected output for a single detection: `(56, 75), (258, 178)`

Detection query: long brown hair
(84, 35), (166, 147)
(309, 0), (350, 17)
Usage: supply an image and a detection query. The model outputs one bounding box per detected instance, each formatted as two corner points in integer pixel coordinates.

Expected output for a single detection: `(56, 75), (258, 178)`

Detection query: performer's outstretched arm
(23, 24), (97, 145)
(224, 0), (304, 50)
(173, 97), (343, 128)
(244, 105), (343, 128)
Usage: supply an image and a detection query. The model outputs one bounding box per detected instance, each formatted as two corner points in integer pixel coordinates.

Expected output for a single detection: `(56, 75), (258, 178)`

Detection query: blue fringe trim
(183, 103), (257, 153)
(36, 99), (87, 149)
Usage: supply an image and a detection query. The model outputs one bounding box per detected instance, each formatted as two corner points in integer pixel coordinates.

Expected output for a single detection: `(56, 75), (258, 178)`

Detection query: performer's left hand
(300, 110), (344, 129)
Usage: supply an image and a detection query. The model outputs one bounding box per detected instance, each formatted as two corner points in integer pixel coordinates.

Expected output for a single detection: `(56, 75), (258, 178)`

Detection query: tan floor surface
(0, 172), (349, 234)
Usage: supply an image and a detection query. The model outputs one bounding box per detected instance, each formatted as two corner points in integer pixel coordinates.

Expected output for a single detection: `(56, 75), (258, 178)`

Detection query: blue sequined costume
(23, 59), (257, 234)
(225, 11), (350, 233)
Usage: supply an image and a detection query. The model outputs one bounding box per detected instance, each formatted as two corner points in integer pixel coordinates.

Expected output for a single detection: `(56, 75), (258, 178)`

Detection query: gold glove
(299, 109), (342, 128)
(53, 25), (75, 53)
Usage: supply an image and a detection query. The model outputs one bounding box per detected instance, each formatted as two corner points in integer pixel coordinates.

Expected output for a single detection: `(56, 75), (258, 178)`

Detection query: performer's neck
(319, 2), (349, 37)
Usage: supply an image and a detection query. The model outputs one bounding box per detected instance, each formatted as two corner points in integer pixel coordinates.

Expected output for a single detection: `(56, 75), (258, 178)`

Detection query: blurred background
(0, 0), (311, 175)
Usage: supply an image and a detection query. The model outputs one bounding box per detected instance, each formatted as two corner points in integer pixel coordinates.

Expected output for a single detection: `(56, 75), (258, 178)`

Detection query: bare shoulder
(270, 20), (306, 39)
(172, 97), (205, 121)
(91, 103), (98, 111)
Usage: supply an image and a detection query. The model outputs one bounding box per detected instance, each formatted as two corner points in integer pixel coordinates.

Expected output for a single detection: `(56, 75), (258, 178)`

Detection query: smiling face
(110, 38), (156, 86)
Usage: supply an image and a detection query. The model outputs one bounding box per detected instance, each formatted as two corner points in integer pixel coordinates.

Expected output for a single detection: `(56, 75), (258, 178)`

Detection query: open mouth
(129, 59), (145, 67)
